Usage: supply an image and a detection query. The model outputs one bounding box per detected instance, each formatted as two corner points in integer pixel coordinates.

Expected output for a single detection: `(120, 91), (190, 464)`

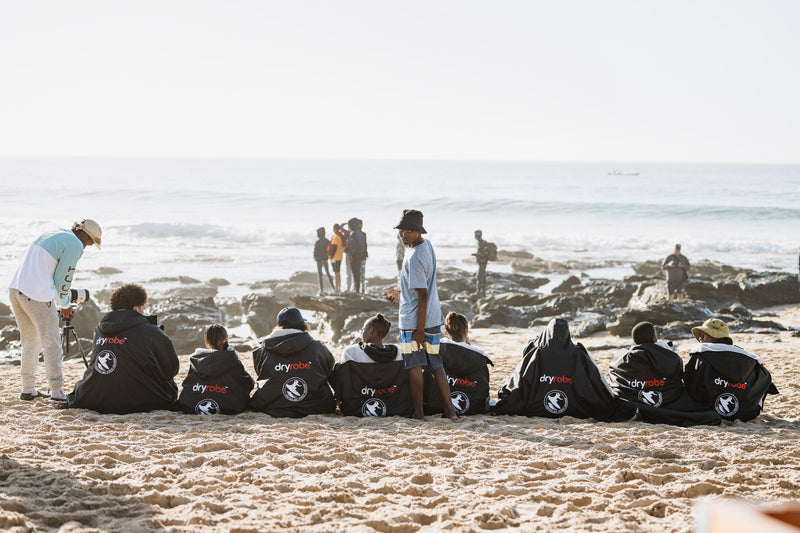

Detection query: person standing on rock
(663, 244), (690, 300)
(347, 218), (368, 295)
(329, 224), (346, 294)
(313, 227), (335, 295)
(9, 219), (102, 402)
(384, 209), (458, 420)
(473, 230), (497, 297)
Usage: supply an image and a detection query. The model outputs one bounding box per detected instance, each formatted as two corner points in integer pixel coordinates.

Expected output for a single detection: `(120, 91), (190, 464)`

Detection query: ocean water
(1, 158), (798, 301)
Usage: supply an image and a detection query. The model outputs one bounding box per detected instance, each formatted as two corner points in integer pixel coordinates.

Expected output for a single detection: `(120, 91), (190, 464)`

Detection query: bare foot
(444, 410), (458, 421)
(412, 411), (425, 420)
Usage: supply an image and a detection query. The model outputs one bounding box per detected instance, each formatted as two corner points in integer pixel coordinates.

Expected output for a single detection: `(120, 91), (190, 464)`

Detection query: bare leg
(408, 366), (425, 420)
(432, 367), (458, 420)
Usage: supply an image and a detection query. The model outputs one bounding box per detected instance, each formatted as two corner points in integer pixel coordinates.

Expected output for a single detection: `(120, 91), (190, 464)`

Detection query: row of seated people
(66, 284), (778, 424)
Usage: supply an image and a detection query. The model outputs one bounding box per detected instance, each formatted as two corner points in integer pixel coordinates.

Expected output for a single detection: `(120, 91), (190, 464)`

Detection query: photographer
(8, 219), (102, 402)
(66, 284), (179, 414)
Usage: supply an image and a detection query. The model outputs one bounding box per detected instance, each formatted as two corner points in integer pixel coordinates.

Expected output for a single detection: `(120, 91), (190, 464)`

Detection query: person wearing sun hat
(684, 318), (779, 421)
(8, 219), (102, 402)
(384, 209), (458, 421)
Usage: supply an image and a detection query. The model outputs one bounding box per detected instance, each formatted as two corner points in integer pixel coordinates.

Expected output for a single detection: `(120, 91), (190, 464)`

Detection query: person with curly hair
(66, 283), (179, 413)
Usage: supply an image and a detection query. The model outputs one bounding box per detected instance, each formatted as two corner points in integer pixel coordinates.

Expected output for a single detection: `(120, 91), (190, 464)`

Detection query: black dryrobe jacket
(178, 348), (254, 415)
(424, 339), (493, 416)
(67, 309), (179, 414)
(490, 318), (616, 421)
(249, 330), (336, 417)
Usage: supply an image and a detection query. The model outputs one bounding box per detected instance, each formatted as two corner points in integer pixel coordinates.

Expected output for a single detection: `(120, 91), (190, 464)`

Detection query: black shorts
(667, 279), (686, 294)
(331, 260), (342, 273)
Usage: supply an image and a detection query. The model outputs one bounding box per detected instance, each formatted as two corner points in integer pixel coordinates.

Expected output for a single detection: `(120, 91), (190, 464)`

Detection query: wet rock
(293, 294), (395, 343)
(1, 325), (20, 345)
(472, 306), (535, 329)
(440, 299), (476, 321)
(69, 298), (105, 340)
(289, 271), (318, 285)
(477, 292), (548, 310)
(0, 315), (16, 328)
(536, 295), (586, 318)
(511, 256), (570, 275)
(569, 313), (610, 338)
(149, 297), (223, 355)
(93, 266), (123, 275)
(167, 285), (219, 299)
(628, 284), (668, 308)
(551, 276), (582, 295)
(630, 261), (662, 278)
(737, 273), (800, 307)
(575, 280), (637, 309)
(691, 260), (752, 280)
(491, 272), (550, 291)
(217, 297), (243, 327)
(685, 280), (741, 308)
(0, 302), (12, 315)
(241, 293), (287, 338)
(498, 250), (534, 260)
(208, 278), (231, 287)
(607, 301), (714, 337)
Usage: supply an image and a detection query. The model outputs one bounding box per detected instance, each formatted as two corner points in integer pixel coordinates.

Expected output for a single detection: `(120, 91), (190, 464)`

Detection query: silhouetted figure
(473, 230), (497, 297)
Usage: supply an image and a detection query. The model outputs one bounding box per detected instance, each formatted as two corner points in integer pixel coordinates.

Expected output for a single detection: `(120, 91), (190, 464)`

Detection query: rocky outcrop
(606, 301), (715, 337)
(241, 293), (287, 339)
(149, 297), (223, 355)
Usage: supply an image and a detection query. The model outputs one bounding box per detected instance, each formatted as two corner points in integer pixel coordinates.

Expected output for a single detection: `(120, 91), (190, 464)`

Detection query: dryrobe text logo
(192, 383), (228, 395)
(361, 386), (396, 397)
(539, 374), (573, 385)
(282, 377), (308, 402)
(544, 390), (568, 414)
(638, 390), (663, 407)
(630, 378), (665, 389)
(715, 393), (740, 417)
(195, 399), (220, 415)
(94, 350), (118, 375)
(275, 361), (312, 373)
(448, 376), (477, 388)
(96, 336), (127, 346)
(450, 391), (470, 414)
(714, 377), (747, 390)
(361, 398), (387, 417)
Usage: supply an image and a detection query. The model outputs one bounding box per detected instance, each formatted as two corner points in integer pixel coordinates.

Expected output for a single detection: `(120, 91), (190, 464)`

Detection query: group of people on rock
(8, 211), (780, 425)
(313, 218), (368, 296)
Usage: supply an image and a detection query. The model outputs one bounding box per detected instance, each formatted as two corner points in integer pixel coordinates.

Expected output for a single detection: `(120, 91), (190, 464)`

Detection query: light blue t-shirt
(398, 239), (444, 331)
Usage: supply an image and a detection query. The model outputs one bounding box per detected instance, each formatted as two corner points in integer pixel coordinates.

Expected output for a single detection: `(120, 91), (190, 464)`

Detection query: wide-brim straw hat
(393, 209), (426, 234)
(692, 318), (731, 342)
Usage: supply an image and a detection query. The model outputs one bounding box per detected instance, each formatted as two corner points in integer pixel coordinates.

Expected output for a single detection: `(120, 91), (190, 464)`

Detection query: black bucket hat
(394, 209), (426, 234)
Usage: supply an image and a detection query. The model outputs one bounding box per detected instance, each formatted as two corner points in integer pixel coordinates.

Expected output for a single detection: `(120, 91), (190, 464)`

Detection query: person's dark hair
(110, 283), (148, 311)
(70, 223), (92, 245)
(445, 312), (469, 341)
(365, 313), (391, 339)
(278, 321), (309, 332)
(205, 324), (228, 351)
(632, 322), (657, 345)
(333, 223), (341, 231)
(713, 336), (734, 345)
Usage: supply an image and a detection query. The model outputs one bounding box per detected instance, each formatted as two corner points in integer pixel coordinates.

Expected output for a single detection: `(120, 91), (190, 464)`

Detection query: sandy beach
(0, 305), (797, 532)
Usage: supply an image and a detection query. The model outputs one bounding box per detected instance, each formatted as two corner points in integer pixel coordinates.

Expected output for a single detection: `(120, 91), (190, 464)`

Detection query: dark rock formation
(241, 293), (287, 338)
(149, 297), (223, 355)
(606, 301), (715, 337)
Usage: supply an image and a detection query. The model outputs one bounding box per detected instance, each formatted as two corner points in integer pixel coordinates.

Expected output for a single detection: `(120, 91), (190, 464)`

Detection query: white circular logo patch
(544, 390), (568, 415)
(195, 399), (220, 415)
(361, 398), (387, 417)
(715, 393), (740, 417)
(282, 377), (308, 402)
(638, 390), (663, 408)
(450, 391), (470, 415)
(94, 350), (117, 375)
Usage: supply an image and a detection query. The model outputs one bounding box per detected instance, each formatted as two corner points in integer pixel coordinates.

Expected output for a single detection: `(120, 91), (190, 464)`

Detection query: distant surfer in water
(663, 244), (690, 300)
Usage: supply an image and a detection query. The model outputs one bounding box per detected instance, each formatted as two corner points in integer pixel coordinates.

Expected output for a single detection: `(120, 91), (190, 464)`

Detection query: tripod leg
(71, 328), (89, 369)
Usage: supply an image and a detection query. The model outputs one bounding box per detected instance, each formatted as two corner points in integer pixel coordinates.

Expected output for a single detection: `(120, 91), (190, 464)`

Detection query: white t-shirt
(341, 343), (402, 364)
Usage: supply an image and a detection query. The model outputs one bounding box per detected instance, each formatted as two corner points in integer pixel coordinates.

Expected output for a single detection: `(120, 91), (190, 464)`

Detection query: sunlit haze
(1, 1), (799, 163)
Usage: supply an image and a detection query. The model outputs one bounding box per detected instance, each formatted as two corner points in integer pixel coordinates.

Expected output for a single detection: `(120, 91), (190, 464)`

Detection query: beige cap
(77, 219), (102, 248)
(692, 318), (731, 343)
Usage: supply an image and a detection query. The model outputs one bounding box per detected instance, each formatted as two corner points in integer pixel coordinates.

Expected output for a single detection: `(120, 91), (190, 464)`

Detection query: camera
(70, 288), (90, 304)
(145, 314), (165, 331)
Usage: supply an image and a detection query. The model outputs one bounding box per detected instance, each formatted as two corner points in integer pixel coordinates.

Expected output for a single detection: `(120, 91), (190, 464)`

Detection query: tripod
(62, 319), (89, 368)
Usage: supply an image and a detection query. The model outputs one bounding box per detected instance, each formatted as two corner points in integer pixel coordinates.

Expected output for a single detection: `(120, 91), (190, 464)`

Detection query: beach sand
(1, 306), (799, 532)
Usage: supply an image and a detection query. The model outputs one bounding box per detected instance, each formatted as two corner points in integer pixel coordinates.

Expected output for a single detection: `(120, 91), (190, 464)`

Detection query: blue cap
(277, 307), (307, 328)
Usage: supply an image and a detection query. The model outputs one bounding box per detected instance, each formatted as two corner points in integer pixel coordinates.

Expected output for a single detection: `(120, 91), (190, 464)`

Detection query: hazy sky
(2, 1), (799, 163)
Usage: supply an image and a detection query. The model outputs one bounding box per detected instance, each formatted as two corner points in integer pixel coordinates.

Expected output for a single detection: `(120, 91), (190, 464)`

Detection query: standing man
(385, 209), (457, 420)
(8, 219), (102, 401)
(313, 227), (335, 295)
(663, 244), (690, 300)
(472, 229), (497, 297)
(347, 218), (368, 295)
(329, 224), (346, 294)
